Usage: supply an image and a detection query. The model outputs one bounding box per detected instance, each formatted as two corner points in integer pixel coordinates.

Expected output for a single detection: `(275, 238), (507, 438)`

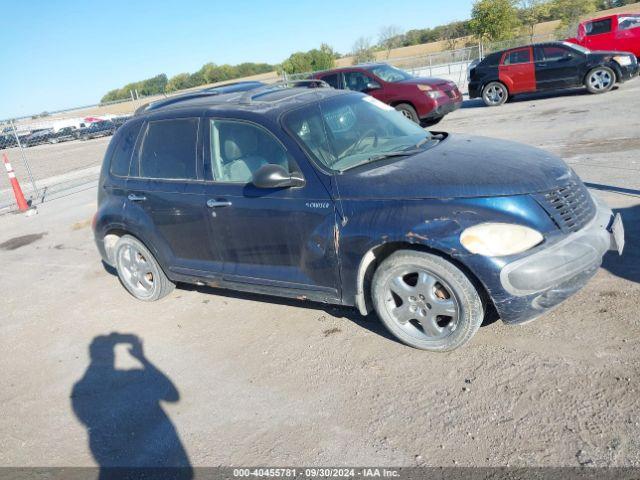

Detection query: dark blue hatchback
(94, 83), (624, 351)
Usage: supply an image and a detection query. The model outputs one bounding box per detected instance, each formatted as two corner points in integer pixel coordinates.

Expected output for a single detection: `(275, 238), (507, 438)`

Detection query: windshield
(563, 42), (589, 54)
(284, 94), (434, 172)
(367, 64), (413, 82)
(619, 15), (640, 31)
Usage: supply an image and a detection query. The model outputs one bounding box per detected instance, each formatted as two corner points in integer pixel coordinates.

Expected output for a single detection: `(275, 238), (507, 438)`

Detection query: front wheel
(585, 66), (615, 94)
(371, 251), (484, 351)
(114, 235), (175, 301)
(394, 103), (420, 124)
(482, 81), (508, 106)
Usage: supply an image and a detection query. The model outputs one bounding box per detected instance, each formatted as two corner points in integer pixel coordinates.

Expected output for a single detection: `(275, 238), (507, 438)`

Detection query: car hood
(588, 50), (635, 59)
(336, 134), (574, 199)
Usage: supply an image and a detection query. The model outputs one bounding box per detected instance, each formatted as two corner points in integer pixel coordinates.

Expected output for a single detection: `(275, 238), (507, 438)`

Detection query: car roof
(314, 63), (389, 76)
(490, 41), (581, 57)
(134, 84), (351, 120)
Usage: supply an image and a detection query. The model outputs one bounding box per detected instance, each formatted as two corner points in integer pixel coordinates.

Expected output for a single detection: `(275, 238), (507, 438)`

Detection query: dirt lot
(1, 80), (639, 469)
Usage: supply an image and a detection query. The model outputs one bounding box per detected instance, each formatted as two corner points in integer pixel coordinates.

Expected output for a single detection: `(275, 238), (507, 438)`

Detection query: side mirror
(252, 164), (305, 189)
(363, 81), (381, 92)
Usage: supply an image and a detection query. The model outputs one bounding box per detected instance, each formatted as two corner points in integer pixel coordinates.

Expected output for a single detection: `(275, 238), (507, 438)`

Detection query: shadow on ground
(586, 185), (640, 285)
(461, 86), (602, 109)
(71, 333), (192, 479)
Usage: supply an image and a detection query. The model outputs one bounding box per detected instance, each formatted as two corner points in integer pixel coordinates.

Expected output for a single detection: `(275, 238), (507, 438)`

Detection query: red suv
(311, 63), (463, 126)
(567, 14), (640, 59)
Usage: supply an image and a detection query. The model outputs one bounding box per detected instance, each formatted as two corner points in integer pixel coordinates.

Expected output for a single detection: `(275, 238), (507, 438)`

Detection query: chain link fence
(0, 102), (137, 213)
(1, 31), (568, 214)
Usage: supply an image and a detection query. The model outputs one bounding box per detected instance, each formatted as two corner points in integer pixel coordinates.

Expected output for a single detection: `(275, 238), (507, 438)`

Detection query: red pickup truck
(566, 13), (640, 58)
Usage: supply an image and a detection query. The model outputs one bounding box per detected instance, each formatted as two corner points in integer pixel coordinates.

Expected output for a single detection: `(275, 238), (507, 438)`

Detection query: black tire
(584, 66), (615, 94)
(371, 250), (484, 352)
(482, 81), (508, 106)
(394, 103), (420, 124)
(114, 235), (174, 301)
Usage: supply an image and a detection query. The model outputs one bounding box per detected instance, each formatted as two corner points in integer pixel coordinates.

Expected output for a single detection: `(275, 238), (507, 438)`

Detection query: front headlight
(613, 55), (632, 67)
(427, 90), (445, 99)
(460, 223), (543, 256)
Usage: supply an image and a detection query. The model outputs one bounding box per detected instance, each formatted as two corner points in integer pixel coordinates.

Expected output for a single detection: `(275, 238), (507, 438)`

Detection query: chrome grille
(534, 181), (596, 233)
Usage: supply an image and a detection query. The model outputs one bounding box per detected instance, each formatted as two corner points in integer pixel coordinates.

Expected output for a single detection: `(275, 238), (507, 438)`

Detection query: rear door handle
(206, 199), (232, 208)
(128, 194), (146, 202)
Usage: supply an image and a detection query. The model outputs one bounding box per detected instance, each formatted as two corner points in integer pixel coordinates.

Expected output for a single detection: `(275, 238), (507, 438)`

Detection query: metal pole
(130, 90), (137, 111)
(10, 120), (39, 199)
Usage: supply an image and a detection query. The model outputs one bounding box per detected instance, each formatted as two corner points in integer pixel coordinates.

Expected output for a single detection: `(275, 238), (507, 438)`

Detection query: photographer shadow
(71, 333), (192, 479)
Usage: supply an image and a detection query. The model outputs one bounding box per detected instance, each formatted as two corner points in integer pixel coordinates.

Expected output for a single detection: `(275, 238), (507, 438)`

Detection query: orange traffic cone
(2, 153), (29, 212)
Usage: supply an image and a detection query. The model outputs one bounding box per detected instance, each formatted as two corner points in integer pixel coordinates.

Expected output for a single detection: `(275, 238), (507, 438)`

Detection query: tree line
(101, 0), (636, 102)
(101, 63), (274, 103)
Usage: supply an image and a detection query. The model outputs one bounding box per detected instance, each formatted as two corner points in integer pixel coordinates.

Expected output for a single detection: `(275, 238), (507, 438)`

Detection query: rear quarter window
(110, 122), (142, 177)
(481, 53), (501, 67)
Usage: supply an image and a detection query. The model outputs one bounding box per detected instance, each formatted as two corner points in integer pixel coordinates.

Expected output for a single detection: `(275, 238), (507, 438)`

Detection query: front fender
(339, 196), (556, 312)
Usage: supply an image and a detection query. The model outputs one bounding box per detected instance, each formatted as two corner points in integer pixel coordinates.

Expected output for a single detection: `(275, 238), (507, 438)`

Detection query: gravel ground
(1, 80), (639, 469)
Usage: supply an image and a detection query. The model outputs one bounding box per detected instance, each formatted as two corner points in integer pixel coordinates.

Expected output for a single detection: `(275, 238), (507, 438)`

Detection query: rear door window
(586, 18), (612, 35)
(110, 122), (142, 177)
(503, 49), (531, 65)
(138, 118), (199, 180)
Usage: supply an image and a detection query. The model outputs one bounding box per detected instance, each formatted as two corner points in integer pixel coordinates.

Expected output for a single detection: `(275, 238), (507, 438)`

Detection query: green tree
(549, 0), (597, 31)
(470, 0), (520, 42)
(166, 73), (193, 92)
(518, 0), (552, 39)
(351, 37), (376, 64)
(378, 25), (403, 58)
(281, 44), (336, 74)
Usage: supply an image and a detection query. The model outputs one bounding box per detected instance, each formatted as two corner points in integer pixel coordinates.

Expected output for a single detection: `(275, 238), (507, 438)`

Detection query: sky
(0, 0), (473, 119)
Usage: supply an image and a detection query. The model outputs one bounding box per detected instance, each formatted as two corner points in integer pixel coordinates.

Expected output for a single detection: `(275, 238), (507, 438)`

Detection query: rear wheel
(394, 103), (420, 124)
(114, 235), (174, 301)
(482, 82), (508, 106)
(371, 251), (484, 352)
(585, 66), (615, 94)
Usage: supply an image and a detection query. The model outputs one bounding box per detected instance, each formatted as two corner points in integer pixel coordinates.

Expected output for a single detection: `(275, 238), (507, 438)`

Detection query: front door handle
(128, 194), (146, 202)
(206, 199), (232, 208)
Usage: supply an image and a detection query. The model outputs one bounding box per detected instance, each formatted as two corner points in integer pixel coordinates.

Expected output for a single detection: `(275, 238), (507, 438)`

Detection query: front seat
(222, 127), (267, 182)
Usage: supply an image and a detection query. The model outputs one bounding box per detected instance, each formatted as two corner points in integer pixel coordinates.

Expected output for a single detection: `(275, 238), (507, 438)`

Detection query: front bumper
(492, 198), (621, 324)
(618, 63), (639, 82)
(421, 97), (463, 120)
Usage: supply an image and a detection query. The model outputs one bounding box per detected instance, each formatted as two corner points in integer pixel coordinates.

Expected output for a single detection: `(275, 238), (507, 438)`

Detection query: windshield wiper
(368, 149), (424, 162)
(342, 150), (423, 172)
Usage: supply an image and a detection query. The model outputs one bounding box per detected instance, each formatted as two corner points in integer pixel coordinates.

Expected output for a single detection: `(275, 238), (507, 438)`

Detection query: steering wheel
(341, 128), (379, 159)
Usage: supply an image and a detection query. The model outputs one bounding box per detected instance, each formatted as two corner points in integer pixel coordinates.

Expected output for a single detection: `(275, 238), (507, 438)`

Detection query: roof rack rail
(239, 79), (331, 104)
(134, 89), (224, 115)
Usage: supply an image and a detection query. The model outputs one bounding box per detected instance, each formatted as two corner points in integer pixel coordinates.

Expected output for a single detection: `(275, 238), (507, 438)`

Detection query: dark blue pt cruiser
(93, 84), (624, 351)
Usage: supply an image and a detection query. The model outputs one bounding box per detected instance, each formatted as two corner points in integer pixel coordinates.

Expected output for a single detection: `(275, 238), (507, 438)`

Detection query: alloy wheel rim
(119, 245), (155, 297)
(485, 85), (504, 104)
(400, 109), (413, 119)
(589, 70), (612, 90)
(383, 268), (460, 341)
